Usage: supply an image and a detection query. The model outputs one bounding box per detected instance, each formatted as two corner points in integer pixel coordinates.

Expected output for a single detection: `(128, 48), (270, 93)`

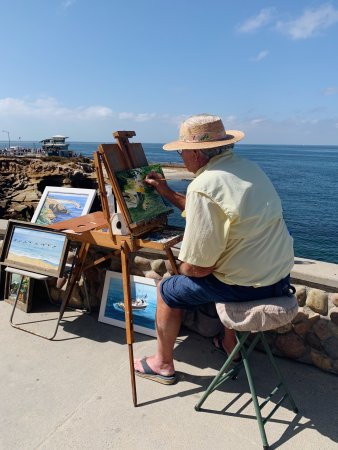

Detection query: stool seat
(216, 294), (298, 332)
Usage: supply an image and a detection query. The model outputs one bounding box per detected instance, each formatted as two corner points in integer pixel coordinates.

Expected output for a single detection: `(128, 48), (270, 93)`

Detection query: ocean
(3, 141), (338, 264)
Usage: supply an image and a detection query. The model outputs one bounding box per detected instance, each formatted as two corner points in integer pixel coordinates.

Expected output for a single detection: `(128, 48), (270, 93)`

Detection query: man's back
(180, 151), (294, 286)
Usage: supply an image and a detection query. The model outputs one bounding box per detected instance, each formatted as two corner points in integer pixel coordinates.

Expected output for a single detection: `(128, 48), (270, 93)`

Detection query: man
(134, 114), (294, 384)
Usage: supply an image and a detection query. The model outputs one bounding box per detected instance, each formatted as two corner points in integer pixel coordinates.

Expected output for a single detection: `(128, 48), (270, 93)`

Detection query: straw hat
(163, 114), (244, 151)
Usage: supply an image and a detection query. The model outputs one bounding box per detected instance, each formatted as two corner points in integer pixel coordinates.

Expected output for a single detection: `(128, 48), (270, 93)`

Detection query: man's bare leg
(213, 327), (240, 360)
(222, 327), (237, 355)
(134, 283), (183, 376)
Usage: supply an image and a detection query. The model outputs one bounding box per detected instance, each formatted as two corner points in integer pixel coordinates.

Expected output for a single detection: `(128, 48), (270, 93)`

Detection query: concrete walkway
(1, 300), (337, 450)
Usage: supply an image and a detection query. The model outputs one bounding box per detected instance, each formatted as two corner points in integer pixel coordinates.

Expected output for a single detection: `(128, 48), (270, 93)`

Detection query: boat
(40, 135), (74, 157)
(115, 296), (148, 310)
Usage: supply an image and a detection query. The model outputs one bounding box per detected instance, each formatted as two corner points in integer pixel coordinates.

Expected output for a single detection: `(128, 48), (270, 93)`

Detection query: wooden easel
(49, 131), (183, 406)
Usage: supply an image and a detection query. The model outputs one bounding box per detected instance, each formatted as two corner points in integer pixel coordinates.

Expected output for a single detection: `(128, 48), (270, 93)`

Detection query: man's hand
(178, 262), (214, 277)
(145, 171), (186, 211)
(145, 171), (170, 195)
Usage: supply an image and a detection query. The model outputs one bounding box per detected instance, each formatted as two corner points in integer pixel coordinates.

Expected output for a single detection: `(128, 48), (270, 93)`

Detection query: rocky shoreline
(0, 156), (193, 221)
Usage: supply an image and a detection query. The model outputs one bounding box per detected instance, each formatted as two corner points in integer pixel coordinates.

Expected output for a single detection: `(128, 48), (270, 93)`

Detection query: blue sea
(4, 140), (338, 264)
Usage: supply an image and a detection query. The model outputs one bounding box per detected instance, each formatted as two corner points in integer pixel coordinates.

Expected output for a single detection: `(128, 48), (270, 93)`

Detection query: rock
(302, 306), (321, 320)
(162, 272), (172, 279)
(313, 318), (330, 340)
(292, 309), (309, 324)
(323, 336), (338, 359)
(295, 285), (307, 306)
(331, 293), (338, 307)
(275, 323), (293, 334)
(330, 307), (338, 325)
(150, 259), (166, 275)
(24, 190), (40, 202)
(332, 359), (338, 374)
(11, 193), (27, 202)
(133, 255), (151, 272)
(328, 322), (338, 338)
(310, 350), (332, 371)
(144, 270), (162, 280)
(306, 288), (328, 315)
(275, 332), (306, 359)
(13, 204), (28, 212)
(306, 332), (323, 351)
(293, 320), (313, 337)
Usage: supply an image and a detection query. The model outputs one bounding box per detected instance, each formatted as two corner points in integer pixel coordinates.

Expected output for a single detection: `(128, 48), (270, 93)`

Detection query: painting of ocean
(34, 192), (90, 225)
(5, 225), (67, 276)
(98, 271), (157, 337)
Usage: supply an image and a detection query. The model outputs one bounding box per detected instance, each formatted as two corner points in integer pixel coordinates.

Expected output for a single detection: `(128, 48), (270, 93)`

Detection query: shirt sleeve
(178, 191), (230, 267)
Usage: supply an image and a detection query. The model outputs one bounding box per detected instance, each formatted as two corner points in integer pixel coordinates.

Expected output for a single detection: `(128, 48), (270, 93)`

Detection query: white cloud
(323, 86), (338, 96)
(250, 118), (265, 125)
(117, 112), (157, 122)
(250, 50), (269, 62)
(61, 0), (76, 9)
(238, 8), (274, 33)
(276, 4), (338, 39)
(0, 97), (113, 120)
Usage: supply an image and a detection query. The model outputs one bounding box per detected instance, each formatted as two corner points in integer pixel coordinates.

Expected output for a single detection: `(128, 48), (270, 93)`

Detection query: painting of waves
(5, 225), (67, 276)
(35, 192), (89, 225)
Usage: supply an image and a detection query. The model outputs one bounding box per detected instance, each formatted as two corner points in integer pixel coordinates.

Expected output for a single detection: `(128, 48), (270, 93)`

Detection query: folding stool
(195, 295), (299, 449)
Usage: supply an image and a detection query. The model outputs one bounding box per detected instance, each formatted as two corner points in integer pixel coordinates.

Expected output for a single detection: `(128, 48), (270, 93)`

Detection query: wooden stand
(49, 131), (184, 406)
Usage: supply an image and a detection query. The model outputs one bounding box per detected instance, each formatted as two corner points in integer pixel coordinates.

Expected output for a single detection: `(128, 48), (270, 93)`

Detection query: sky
(1, 0), (338, 145)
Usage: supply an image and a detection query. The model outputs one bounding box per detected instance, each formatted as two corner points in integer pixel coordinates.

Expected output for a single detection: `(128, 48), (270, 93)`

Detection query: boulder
(306, 288), (328, 315)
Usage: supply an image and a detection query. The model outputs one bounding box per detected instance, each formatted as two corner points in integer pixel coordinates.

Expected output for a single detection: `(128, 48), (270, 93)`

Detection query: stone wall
(267, 285), (338, 375)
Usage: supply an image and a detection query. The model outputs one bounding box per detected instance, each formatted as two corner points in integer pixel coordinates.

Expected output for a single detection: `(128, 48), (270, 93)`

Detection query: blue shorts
(160, 274), (293, 310)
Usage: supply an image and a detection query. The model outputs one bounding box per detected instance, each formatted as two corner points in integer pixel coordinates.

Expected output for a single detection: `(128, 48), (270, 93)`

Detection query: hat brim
(163, 130), (245, 151)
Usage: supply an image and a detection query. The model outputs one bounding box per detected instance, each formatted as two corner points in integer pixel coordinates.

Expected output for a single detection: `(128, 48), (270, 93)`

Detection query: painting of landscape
(98, 271), (157, 337)
(115, 164), (172, 223)
(5, 273), (34, 313)
(4, 224), (68, 277)
(31, 187), (96, 225)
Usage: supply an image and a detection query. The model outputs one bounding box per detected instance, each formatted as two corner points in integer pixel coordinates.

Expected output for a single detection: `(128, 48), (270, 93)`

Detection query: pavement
(1, 299), (337, 450)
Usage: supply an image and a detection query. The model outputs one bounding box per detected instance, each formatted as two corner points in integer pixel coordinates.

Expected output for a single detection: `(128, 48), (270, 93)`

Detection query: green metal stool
(195, 295), (299, 450)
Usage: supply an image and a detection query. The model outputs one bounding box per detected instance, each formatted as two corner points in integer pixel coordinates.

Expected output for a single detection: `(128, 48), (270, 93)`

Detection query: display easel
(49, 131), (184, 406)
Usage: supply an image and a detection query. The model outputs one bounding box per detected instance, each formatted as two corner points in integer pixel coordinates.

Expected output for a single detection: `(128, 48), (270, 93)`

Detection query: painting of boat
(98, 271), (157, 337)
(115, 295), (148, 310)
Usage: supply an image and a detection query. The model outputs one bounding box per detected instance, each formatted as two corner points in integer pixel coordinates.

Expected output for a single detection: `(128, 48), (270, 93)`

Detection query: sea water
(4, 141), (338, 263)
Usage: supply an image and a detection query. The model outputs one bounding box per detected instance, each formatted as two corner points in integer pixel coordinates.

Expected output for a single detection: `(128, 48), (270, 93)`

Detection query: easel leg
(165, 248), (179, 275)
(49, 242), (91, 340)
(121, 241), (137, 407)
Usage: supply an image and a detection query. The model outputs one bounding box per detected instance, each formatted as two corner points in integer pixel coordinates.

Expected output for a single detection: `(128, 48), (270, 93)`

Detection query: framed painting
(4, 273), (34, 313)
(31, 186), (96, 225)
(98, 271), (157, 337)
(0, 220), (69, 278)
(115, 164), (172, 224)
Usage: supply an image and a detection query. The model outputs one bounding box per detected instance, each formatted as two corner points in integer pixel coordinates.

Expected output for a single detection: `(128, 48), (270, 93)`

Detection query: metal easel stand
(9, 242), (91, 341)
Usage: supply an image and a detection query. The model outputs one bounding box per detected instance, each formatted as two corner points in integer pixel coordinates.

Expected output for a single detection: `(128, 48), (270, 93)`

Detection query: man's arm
(178, 262), (214, 277)
(145, 172), (186, 211)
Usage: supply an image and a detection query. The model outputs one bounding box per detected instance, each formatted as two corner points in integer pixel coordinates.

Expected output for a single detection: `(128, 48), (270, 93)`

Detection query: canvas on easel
(115, 164), (172, 223)
(94, 130), (183, 241)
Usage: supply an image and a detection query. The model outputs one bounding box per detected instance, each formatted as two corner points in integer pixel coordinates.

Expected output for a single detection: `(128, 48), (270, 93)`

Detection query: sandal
(135, 358), (177, 385)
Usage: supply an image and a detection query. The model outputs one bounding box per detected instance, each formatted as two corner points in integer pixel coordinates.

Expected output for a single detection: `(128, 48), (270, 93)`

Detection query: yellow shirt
(178, 151), (294, 286)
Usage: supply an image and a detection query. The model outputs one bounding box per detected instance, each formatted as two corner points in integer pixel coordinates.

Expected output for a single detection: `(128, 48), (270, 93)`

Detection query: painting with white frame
(98, 271), (157, 337)
(31, 186), (96, 225)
